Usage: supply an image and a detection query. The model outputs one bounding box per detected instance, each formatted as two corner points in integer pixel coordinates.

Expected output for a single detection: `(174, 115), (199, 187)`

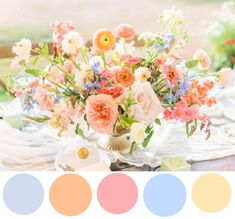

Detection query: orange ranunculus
(93, 29), (115, 52)
(114, 67), (135, 87)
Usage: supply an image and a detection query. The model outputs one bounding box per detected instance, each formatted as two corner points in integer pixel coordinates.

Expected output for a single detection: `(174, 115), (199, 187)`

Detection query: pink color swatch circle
(97, 173), (138, 214)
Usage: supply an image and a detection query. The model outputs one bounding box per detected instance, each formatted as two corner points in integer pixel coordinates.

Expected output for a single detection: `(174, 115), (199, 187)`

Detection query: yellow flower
(93, 29), (115, 52)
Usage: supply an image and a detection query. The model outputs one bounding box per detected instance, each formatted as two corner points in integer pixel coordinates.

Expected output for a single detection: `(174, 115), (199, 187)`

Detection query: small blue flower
(85, 82), (94, 90)
(163, 33), (175, 50)
(93, 81), (101, 90)
(155, 43), (162, 50)
(175, 78), (190, 97)
(165, 33), (175, 42)
(91, 61), (101, 75)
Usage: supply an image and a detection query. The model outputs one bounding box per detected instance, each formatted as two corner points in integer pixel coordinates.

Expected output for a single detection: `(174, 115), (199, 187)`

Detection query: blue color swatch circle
(144, 174), (186, 217)
(3, 174), (44, 215)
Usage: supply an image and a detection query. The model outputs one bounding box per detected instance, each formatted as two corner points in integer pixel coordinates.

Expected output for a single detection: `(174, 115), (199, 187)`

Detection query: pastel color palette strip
(0, 172), (234, 218)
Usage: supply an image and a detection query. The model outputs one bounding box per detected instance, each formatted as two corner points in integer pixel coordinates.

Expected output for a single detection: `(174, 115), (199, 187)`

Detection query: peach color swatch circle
(49, 174), (92, 216)
(192, 173), (231, 212)
(97, 173), (138, 214)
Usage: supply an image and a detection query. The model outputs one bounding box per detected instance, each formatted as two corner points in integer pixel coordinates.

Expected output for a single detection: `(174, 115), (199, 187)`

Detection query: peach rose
(85, 94), (118, 133)
(116, 24), (135, 41)
(131, 82), (162, 124)
(193, 49), (212, 70)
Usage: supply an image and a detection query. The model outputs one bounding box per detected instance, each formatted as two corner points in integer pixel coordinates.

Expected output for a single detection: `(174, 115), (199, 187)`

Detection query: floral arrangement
(206, 1), (235, 71)
(11, 7), (216, 153)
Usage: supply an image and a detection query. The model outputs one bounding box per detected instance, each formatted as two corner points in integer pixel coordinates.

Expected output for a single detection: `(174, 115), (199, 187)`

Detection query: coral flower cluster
(11, 7), (217, 151)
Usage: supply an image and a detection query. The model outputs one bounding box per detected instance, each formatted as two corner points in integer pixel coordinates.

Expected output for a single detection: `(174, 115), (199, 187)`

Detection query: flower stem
(101, 53), (107, 69)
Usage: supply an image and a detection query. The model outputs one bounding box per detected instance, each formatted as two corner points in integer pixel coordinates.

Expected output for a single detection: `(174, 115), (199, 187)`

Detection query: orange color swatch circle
(49, 174), (92, 216)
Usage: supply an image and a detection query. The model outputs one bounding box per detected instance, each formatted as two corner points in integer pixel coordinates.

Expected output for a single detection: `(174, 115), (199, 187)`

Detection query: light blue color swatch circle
(3, 174), (44, 215)
(144, 174), (186, 217)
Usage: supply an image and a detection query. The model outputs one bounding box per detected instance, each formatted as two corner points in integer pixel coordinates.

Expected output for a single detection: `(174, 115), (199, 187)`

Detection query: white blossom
(10, 56), (25, 72)
(134, 67), (151, 82)
(62, 31), (83, 55)
(160, 7), (184, 24)
(130, 122), (147, 144)
(12, 38), (32, 61)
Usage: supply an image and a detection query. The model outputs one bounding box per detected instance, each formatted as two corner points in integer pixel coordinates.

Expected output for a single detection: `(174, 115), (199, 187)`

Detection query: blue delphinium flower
(163, 92), (177, 104)
(155, 43), (162, 50)
(175, 78), (190, 97)
(163, 33), (175, 50)
(91, 61), (101, 75)
(85, 82), (94, 90)
(93, 81), (101, 90)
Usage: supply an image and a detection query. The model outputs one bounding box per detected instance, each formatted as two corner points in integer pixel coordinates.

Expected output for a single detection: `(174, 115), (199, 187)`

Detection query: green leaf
(27, 115), (50, 123)
(25, 68), (41, 77)
(145, 125), (153, 134)
(130, 142), (138, 154)
(120, 116), (136, 129)
(155, 118), (161, 125)
(32, 56), (40, 65)
(186, 120), (197, 137)
(75, 123), (85, 138)
(142, 130), (154, 148)
(185, 60), (198, 68)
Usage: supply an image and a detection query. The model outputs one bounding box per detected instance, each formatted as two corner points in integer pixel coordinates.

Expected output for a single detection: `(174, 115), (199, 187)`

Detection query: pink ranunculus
(85, 94), (118, 133)
(116, 24), (135, 41)
(120, 55), (141, 66)
(48, 66), (65, 84)
(193, 49), (212, 70)
(101, 68), (116, 81)
(131, 82), (162, 124)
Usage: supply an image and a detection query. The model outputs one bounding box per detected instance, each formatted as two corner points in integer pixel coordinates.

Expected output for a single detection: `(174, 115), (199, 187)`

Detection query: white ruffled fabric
(0, 120), (66, 171)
